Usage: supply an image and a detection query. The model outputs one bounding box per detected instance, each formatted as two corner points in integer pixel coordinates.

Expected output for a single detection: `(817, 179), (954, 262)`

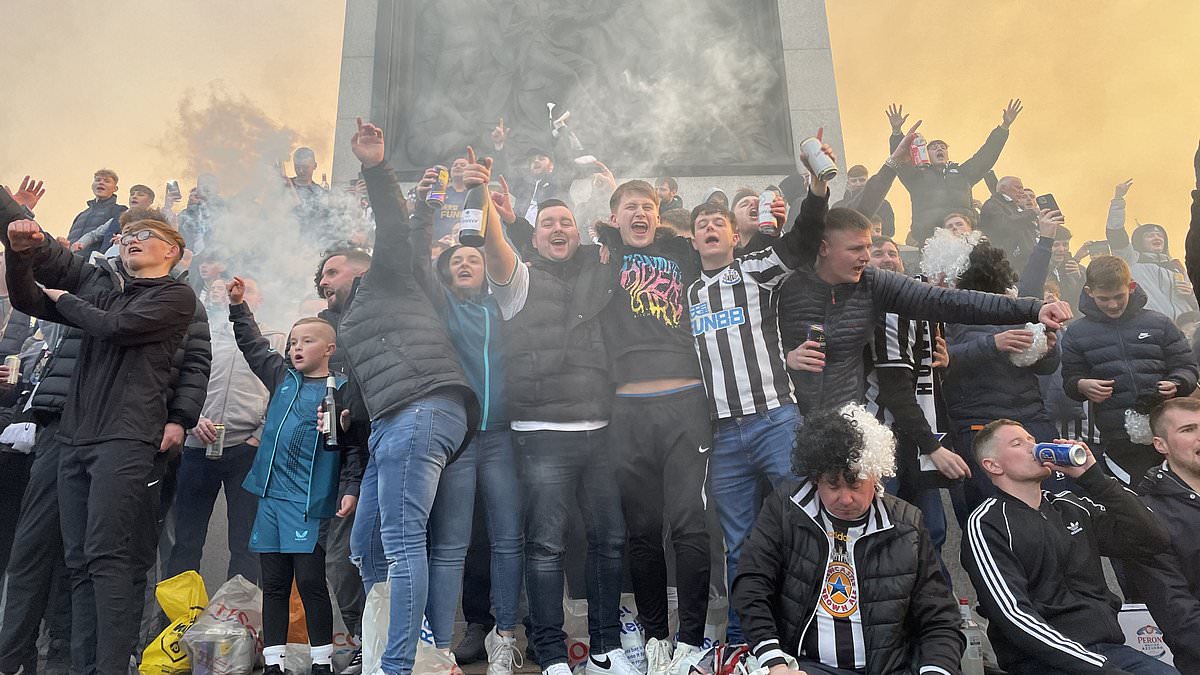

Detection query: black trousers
(59, 439), (157, 675)
(0, 425), (72, 673)
(261, 545), (333, 647)
(324, 505), (364, 636)
(0, 450), (33, 575)
(609, 386), (712, 646)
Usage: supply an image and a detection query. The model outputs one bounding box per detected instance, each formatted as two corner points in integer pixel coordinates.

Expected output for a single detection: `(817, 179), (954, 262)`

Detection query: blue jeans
(350, 393), (468, 675)
(166, 444), (260, 582)
(711, 404), (801, 643)
(516, 428), (625, 667)
(1008, 643), (1180, 675)
(425, 428), (523, 647)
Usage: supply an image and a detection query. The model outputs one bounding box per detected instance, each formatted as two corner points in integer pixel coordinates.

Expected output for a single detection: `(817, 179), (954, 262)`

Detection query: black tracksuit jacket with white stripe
(962, 464), (1170, 673)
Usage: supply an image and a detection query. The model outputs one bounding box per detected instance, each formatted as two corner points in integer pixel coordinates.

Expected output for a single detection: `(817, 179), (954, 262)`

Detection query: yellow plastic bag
(140, 570), (209, 675)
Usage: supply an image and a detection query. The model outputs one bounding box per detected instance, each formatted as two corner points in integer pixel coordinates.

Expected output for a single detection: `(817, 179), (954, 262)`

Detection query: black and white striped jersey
(688, 247), (795, 419)
(864, 313), (952, 470)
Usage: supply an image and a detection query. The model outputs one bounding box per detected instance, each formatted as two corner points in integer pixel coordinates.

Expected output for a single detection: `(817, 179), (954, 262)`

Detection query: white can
(800, 136), (838, 181)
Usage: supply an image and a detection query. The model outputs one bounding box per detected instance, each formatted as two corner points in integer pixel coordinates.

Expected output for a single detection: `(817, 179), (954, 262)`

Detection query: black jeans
(165, 444), (260, 583)
(609, 387), (712, 646)
(0, 426), (72, 673)
(261, 546), (333, 647)
(59, 439), (157, 675)
(517, 428), (625, 667)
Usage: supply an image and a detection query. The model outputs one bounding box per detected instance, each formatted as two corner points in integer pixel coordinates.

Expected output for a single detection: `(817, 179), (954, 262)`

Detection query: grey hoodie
(1106, 197), (1199, 321)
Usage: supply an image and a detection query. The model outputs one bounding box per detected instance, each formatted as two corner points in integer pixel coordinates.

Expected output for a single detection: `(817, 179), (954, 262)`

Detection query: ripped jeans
(350, 393), (468, 675)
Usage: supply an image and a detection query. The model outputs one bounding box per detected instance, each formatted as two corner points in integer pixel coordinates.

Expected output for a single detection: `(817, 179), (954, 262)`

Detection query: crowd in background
(0, 97), (1197, 675)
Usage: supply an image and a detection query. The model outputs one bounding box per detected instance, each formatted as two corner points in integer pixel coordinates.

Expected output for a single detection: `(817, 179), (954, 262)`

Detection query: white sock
(263, 645), (287, 667)
(311, 643), (334, 666)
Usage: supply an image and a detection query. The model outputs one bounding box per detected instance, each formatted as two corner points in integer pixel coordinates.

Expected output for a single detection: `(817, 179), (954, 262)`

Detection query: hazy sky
(4, 1), (1199, 252)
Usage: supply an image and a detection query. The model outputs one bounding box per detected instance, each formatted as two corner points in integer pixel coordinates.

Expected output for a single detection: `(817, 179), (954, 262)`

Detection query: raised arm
(959, 99), (1020, 183)
(856, 122), (922, 222)
(227, 277), (288, 391)
(1016, 226), (1059, 300)
(1106, 179), (1135, 261)
(483, 173), (519, 287)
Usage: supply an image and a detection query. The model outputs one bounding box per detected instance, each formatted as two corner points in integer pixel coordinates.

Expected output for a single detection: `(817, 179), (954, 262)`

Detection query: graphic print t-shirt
(601, 239), (702, 384)
(801, 508), (868, 672)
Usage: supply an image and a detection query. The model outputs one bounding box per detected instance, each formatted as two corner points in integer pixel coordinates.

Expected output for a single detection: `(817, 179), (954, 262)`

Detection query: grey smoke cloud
(160, 85), (370, 331)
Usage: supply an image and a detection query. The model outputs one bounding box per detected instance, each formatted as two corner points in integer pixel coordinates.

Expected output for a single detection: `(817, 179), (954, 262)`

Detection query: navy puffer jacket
(1060, 285), (1198, 441)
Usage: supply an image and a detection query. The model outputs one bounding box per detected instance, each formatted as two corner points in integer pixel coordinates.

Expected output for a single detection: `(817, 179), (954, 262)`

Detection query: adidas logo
(1066, 521), (1083, 535)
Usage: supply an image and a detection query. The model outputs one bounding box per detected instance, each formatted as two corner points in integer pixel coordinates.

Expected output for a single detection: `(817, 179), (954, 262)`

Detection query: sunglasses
(120, 229), (174, 247)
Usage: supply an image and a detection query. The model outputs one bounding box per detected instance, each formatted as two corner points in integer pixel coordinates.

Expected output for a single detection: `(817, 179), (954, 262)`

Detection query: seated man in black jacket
(2, 207), (197, 675)
(963, 420), (1174, 675)
(732, 404), (962, 675)
(1126, 398), (1200, 673)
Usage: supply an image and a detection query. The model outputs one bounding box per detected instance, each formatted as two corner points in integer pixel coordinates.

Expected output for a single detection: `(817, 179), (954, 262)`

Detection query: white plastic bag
(361, 581), (390, 674)
(1008, 322), (1050, 367)
(180, 575), (263, 675)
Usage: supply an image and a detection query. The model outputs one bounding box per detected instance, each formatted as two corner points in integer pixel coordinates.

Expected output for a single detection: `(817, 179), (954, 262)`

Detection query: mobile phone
(1088, 241), (1111, 257)
(1036, 193), (1061, 214)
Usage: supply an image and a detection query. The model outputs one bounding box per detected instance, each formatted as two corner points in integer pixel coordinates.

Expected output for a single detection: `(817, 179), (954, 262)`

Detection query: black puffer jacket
(334, 161), (478, 444)
(891, 126), (1009, 245)
(1127, 464), (1200, 675)
(67, 194), (126, 252)
(778, 265), (1042, 416)
(163, 298), (211, 430)
(504, 247), (616, 422)
(1059, 286), (1198, 441)
(733, 480), (963, 674)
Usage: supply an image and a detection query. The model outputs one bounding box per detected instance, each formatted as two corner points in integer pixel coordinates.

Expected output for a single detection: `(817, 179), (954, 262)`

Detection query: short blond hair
(291, 316), (336, 343)
(122, 219), (186, 266)
(94, 168), (119, 184)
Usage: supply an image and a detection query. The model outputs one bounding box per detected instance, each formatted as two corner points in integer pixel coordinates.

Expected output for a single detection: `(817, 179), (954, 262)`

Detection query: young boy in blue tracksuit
(227, 276), (366, 675)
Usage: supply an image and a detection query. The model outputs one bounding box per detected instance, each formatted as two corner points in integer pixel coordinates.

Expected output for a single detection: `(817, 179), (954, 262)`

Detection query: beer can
(206, 423), (226, 460)
(799, 137), (838, 182)
(1033, 442), (1086, 467)
(426, 165), (449, 207)
(806, 324), (827, 353)
(757, 190), (779, 236)
(3, 355), (18, 385)
(910, 133), (931, 167)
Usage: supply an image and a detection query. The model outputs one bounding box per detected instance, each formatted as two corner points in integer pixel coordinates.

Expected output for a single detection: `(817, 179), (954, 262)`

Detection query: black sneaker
(339, 649), (363, 675)
(452, 622), (492, 665)
(311, 664), (335, 675)
(264, 666), (284, 675)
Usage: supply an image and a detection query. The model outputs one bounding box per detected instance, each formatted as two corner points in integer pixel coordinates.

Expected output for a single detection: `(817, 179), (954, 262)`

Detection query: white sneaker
(542, 664), (572, 675)
(586, 648), (640, 675)
(667, 643), (703, 675)
(484, 629), (523, 675)
(645, 638), (673, 675)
